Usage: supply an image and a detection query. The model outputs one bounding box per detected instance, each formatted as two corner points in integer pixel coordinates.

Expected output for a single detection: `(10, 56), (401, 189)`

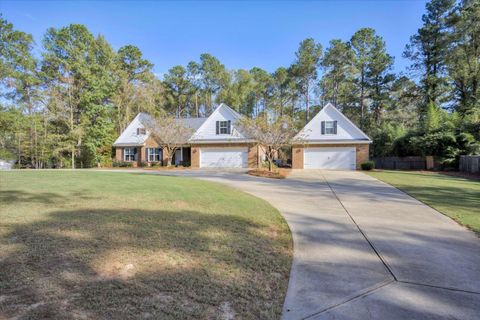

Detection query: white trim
(124, 147), (135, 161)
(301, 140), (372, 145)
(191, 139), (256, 144)
(147, 147), (161, 162)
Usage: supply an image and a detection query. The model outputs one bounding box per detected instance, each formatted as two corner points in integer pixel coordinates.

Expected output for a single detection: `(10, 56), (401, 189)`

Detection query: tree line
(0, 0), (479, 169)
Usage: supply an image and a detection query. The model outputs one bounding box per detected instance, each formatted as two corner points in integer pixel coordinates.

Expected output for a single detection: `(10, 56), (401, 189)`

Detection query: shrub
(150, 161), (162, 168)
(100, 157), (113, 168)
(182, 161), (191, 167)
(361, 161), (374, 171)
(112, 161), (133, 168)
(139, 161), (149, 167)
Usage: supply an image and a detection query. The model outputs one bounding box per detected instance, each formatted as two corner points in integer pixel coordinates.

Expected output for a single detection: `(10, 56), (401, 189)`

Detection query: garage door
(200, 148), (248, 168)
(304, 147), (356, 170)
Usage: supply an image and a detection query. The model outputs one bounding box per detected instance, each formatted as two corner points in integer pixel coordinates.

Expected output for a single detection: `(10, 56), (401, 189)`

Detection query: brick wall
(191, 147), (200, 168)
(292, 146), (304, 169)
(355, 144), (369, 169)
(115, 148), (122, 161)
(248, 145), (260, 169)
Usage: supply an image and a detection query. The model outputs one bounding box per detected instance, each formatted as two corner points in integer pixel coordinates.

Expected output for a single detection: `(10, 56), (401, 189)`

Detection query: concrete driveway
(130, 169), (480, 319)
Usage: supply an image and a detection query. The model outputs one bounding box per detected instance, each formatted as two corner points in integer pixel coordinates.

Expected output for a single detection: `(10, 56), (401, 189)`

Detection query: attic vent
(137, 128), (146, 135)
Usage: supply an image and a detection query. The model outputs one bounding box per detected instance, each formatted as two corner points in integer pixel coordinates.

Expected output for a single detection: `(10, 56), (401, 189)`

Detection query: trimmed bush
(112, 161), (133, 168)
(361, 161), (375, 171)
(150, 161), (162, 168)
(139, 161), (149, 167)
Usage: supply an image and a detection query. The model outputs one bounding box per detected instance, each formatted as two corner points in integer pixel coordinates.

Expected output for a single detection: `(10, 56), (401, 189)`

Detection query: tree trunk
(360, 69), (365, 130)
(195, 94), (199, 117)
(305, 82), (310, 124)
(71, 147), (75, 169)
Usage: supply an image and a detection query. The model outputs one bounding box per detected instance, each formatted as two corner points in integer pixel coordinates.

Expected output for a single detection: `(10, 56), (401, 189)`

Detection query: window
(325, 121), (335, 134)
(124, 148), (135, 161)
(137, 127), (146, 135)
(322, 121), (337, 135)
(147, 148), (161, 162)
(219, 121), (229, 134)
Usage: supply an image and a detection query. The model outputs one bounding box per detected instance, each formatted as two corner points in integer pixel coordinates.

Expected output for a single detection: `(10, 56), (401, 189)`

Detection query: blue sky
(1, 0), (427, 77)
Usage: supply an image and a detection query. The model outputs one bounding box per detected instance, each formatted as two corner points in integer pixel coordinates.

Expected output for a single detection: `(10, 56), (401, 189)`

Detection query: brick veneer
(115, 148), (122, 161)
(292, 146), (304, 169)
(190, 143), (260, 169)
(292, 144), (370, 169)
(114, 136), (163, 166)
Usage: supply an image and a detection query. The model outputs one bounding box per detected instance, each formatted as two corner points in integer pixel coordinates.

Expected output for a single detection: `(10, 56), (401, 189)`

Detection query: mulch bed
(248, 169), (290, 179)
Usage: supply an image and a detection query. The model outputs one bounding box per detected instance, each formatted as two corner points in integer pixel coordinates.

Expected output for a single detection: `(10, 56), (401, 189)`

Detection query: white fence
(459, 155), (480, 173)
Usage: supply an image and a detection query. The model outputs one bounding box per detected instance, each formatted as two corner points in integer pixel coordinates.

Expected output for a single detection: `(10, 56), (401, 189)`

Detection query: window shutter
(146, 148), (149, 161)
(227, 120), (231, 134)
(216, 121), (220, 135)
(321, 121), (325, 135)
(333, 121), (338, 134)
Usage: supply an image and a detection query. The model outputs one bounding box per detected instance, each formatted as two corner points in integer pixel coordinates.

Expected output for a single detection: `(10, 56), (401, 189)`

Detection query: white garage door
(200, 148), (248, 168)
(304, 147), (356, 170)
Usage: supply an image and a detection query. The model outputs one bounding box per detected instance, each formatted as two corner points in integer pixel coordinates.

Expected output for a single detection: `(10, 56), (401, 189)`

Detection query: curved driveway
(135, 169), (480, 319)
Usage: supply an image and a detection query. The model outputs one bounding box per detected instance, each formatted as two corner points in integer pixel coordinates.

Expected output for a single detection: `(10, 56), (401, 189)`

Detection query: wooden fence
(459, 155), (480, 173)
(373, 156), (431, 170)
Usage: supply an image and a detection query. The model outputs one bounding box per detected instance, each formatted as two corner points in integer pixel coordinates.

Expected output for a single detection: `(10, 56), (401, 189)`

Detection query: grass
(0, 171), (292, 319)
(367, 170), (480, 234)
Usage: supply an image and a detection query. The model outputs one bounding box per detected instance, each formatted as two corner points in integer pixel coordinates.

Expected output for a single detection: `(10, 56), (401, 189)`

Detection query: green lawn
(367, 170), (480, 234)
(0, 171), (292, 319)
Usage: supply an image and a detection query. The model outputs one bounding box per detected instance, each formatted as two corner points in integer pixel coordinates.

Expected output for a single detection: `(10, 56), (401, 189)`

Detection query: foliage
(143, 114), (194, 166)
(1, 0), (479, 170)
(360, 161), (374, 170)
(112, 160), (133, 167)
(237, 115), (299, 171)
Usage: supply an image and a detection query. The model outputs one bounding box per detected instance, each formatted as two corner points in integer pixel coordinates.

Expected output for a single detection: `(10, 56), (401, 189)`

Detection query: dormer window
(137, 127), (146, 135)
(321, 121), (337, 135)
(216, 120), (231, 135)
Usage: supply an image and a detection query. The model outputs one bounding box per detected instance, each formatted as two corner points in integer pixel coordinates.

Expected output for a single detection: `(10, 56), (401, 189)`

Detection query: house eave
(189, 139), (256, 144)
(113, 143), (145, 147)
(294, 139), (372, 145)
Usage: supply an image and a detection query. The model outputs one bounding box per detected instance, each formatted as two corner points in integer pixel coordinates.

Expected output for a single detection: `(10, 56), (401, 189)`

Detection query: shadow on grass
(0, 189), (99, 205)
(0, 208), (291, 319)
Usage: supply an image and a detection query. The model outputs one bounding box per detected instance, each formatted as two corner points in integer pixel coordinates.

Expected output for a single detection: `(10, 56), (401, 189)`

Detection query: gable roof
(295, 103), (371, 143)
(190, 103), (253, 142)
(176, 117), (208, 131)
(113, 113), (149, 147)
(113, 113), (208, 146)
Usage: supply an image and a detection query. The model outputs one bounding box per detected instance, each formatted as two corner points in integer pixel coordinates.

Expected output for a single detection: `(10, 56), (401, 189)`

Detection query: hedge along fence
(373, 156), (435, 170)
(459, 155), (480, 173)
